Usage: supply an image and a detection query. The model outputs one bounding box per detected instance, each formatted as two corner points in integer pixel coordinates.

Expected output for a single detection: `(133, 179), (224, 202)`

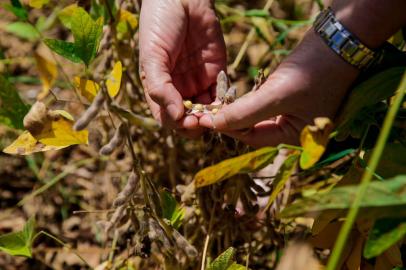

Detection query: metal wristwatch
(314, 7), (382, 70)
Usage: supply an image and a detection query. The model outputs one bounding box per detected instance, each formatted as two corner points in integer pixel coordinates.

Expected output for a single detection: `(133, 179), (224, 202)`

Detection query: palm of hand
(140, 0), (226, 102)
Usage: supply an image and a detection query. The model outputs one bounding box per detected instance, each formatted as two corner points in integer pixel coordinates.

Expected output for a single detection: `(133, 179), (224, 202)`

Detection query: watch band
(314, 7), (381, 69)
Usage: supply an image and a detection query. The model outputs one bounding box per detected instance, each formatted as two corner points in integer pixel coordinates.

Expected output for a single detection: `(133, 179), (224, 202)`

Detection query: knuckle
(146, 85), (164, 104)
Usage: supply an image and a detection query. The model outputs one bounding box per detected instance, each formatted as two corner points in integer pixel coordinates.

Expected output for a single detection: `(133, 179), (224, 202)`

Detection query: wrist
(265, 30), (359, 117)
(283, 30), (360, 84)
(332, 0), (406, 49)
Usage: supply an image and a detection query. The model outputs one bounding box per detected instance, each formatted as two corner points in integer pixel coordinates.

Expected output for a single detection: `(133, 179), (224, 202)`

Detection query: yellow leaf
(34, 52), (57, 100)
(194, 147), (278, 188)
(106, 61), (122, 98)
(52, 110), (74, 121)
(28, 0), (49, 8)
(3, 109), (88, 155)
(3, 131), (65, 155)
(73, 76), (100, 102)
(119, 9), (138, 29)
(299, 117), (333, 170)
(58, 4), (79, 29)
(35, 116), (88, 146)
(264, 153), (299, 210)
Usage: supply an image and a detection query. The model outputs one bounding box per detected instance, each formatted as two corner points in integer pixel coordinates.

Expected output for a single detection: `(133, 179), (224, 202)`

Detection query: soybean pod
(100, 122), (127, 155)
(112, 170), (139, 208)
(74, 90), (105, 131)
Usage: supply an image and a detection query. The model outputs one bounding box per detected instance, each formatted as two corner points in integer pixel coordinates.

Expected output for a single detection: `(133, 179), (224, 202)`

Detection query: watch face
(314, 8), (376, 69)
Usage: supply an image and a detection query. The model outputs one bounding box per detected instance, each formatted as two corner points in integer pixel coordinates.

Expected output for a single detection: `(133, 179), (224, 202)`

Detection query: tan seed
(183, 100), (193, 109)
(194, 104), (204, 112)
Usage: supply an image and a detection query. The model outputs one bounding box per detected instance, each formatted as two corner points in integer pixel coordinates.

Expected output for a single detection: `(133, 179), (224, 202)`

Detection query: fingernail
(167, 104), (180, 120)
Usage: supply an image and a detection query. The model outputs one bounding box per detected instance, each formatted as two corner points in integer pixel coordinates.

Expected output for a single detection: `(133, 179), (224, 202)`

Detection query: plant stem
(200, 203), (216, 270)
(326, 71), (406, 270)
(229, 0), (275, 72)
(17, 158), (94, 206)
(201, 235), (210, 270)
(36, 231), (90, 267)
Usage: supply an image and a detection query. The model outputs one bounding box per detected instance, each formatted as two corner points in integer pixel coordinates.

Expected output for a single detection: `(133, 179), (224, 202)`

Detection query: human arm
(199, 0), (406, 147)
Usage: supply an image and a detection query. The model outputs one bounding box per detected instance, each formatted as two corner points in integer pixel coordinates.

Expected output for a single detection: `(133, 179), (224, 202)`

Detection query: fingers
(145, 90), (205, 138)
(139, 0), (186, 121)
(145, 91), (199, 130)
(140, 60), (185, 121)
(175, 127), (205, 139)
(199, 69), (298, 131)
(221, 116), (304, 148)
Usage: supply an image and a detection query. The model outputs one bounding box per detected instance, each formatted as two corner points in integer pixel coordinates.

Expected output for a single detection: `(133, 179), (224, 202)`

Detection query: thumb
(140, 60), (184, 121)
(200, 72), (294, 130)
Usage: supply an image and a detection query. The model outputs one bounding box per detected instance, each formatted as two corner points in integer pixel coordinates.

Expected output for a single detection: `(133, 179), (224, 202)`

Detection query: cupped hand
(139, 0), (226, 137)
(200, 31), (360, 148)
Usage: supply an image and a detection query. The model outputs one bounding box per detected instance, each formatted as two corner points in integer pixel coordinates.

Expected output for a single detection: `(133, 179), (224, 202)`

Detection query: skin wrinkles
(139, 0), (225, 135)
(141, 0), (406, 147)
(146, 4), (186, 68)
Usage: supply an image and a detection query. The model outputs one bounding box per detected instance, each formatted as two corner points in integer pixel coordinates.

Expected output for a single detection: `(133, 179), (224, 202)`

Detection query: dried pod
(105, 204), (126, 232)
(134, 231), (152, 259)
(148, 218), (172, 251)
(130, 211), (140, 232)
(73, 90), (105, 131)
(216, 70), (228, 102)
(253, 69), (266, 91)
(23, 101), (49, 135)
(242, 185), (257, 201)
(112, 170), (139, 208)
(100, 122), (127, 155)
(224, 86), (237, 104)
(250, 181), (266, 194)
(109, 104), (160, 131)
(240, 191), (255, 213)
(172, 228), (198, 258)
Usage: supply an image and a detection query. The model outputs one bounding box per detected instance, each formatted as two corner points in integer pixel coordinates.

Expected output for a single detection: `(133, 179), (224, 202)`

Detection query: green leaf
(227, 263), (246, 270)
(0, 75), (30, 129)
(365, 143), (406, 178)
(0, 216), (36, 257)
(90, 0), (116, 22)
(71, 7), (104, 66)
(160, 190), (185, 229)
(208, 247), (236, 270)
(194, 147), (279, 188)
(5, 22), (40, 41)
(336, 67), (406, 140)
(43, 39), (82, 63)
(3, 0), (28, 20)
(364, 218), (406, 259)
(244, 9), (269, 18)
(280, 175), (406, 219)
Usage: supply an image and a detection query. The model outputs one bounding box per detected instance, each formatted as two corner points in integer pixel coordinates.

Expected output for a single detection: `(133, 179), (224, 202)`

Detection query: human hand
(199, 30), (360, 147)
(139, 0), (226, 137)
